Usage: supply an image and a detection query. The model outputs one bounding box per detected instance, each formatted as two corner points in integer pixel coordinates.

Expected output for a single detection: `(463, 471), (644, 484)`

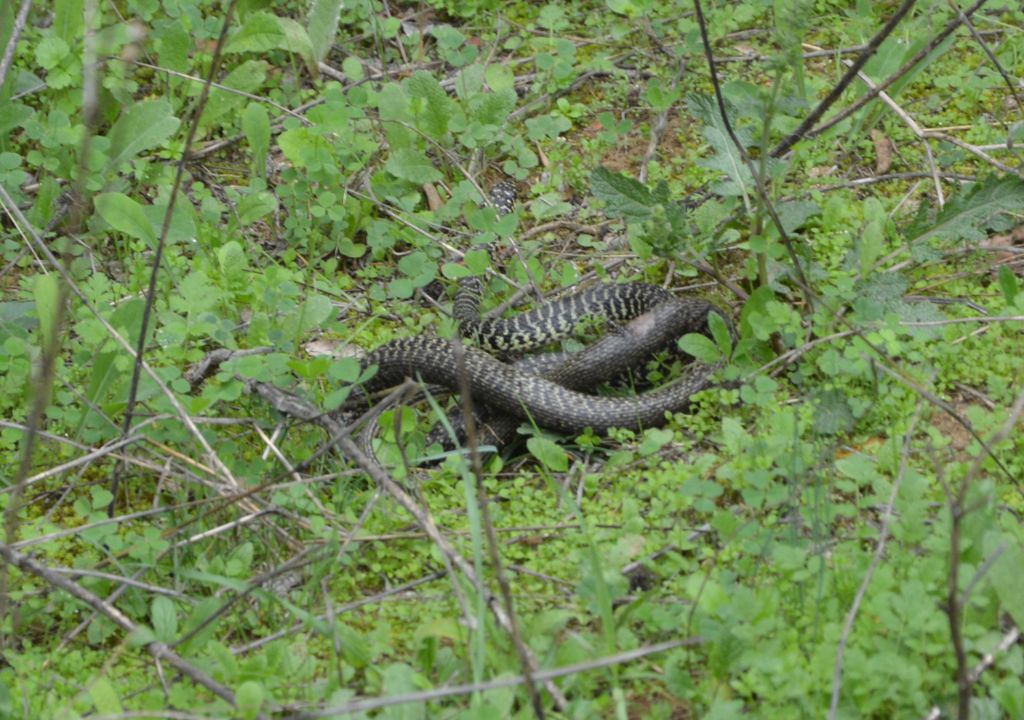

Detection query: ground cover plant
(1, 0), (1023, 717)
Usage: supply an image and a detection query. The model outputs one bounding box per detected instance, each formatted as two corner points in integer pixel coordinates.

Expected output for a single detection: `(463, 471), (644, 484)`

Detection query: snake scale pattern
(348, 181), (731, 437)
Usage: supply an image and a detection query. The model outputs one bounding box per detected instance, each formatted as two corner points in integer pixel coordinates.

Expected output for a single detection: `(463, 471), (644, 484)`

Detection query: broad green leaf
(90, 487), (113, 510)
(154, 22), (190, 72)
(95, 193), (158, 246)
(385, 147), (441, 183)
(307, 0), (344, 62)
(525, 113), (571, 141)
(33, 274), (60, 350)
(997, 265), (1018, 305)
(590, 166), (655, 220)
(341, 56), (364, 81)
(484, 64), (514, 92)
(646, 79), (680, 112)
(987, 536), (1024, 628)
(201, 60), (267, 131)
(241, 103), (270, 176)
(35, 37), (69, 70)
(328, 357), (361, 383)
(678, 333), (721, 363)
(278, 127), (335, 171)
(527, 436), (569, 472)
(178, 598), (223, 654)
(142, 198), (196, 246)
(740, 285), (775, 340)
(54, 0), (85, 43)
(89, 677), (122, 714)
(236, 681), (264, 720)
(105, 100), (180, 172)
(859, 210), (885, 277)
(226, 11), (314, 68)
(376, 82), (415, 149)
(129, 625), (157, 647)
(638, 427), (674, 456)
(298, 294), (333, 332)
(236, 191), (278, 225)
(708, 312), (733, 356)
(151, 596), (178, 643)
(0, 103), (34, 140)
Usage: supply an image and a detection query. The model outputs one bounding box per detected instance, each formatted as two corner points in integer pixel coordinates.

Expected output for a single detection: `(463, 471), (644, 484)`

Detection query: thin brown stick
(113, 0), (241, 514)
(0, 0), (32, 90)
(828, 407), (923, 719)
(0, 543), (262, 717)
(780, 0), (990, 152)
(693, 0), (814, 306)
(451, 341), (545, 719)
(770, 0), (918, 157)
(291, 638), (702, 718)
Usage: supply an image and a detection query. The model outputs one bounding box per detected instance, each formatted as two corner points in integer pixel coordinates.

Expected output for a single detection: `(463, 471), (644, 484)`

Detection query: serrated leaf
(474, 88), (516, 126)
(852, 272), (909, 322)
(678, 333), (721, 363)
(776, 200), (820, 234)
(95, 192), (158, 246)
(908, 176), (1024, 245)
(688, 93), (753, 198)
(407, 71), (452, 140)
(35, 37), (69, 70)
(527, 437), (569, 472)
(105, 100), (180, 173)
(590, 166), (655, 220)
(307, 0), (344, 62)
(217, 240), (247, 278)
(385, 147), (441, 183)
(151, 596), (178, 643)
(812, 389), (854, 435)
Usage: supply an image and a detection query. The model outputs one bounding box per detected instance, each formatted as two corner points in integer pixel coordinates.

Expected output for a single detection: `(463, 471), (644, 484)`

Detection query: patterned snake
(346, 182), (731, 439)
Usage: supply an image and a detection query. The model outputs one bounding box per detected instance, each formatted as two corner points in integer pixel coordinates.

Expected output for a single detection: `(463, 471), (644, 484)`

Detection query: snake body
(348, 182), (730, 438)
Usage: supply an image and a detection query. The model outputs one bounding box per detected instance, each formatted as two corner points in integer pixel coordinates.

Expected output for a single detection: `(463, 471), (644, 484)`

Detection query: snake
(345, 181), (732, 440)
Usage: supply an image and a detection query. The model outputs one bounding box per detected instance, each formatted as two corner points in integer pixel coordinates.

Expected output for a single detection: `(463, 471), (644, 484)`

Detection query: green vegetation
(1, 0), (1023, 717)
